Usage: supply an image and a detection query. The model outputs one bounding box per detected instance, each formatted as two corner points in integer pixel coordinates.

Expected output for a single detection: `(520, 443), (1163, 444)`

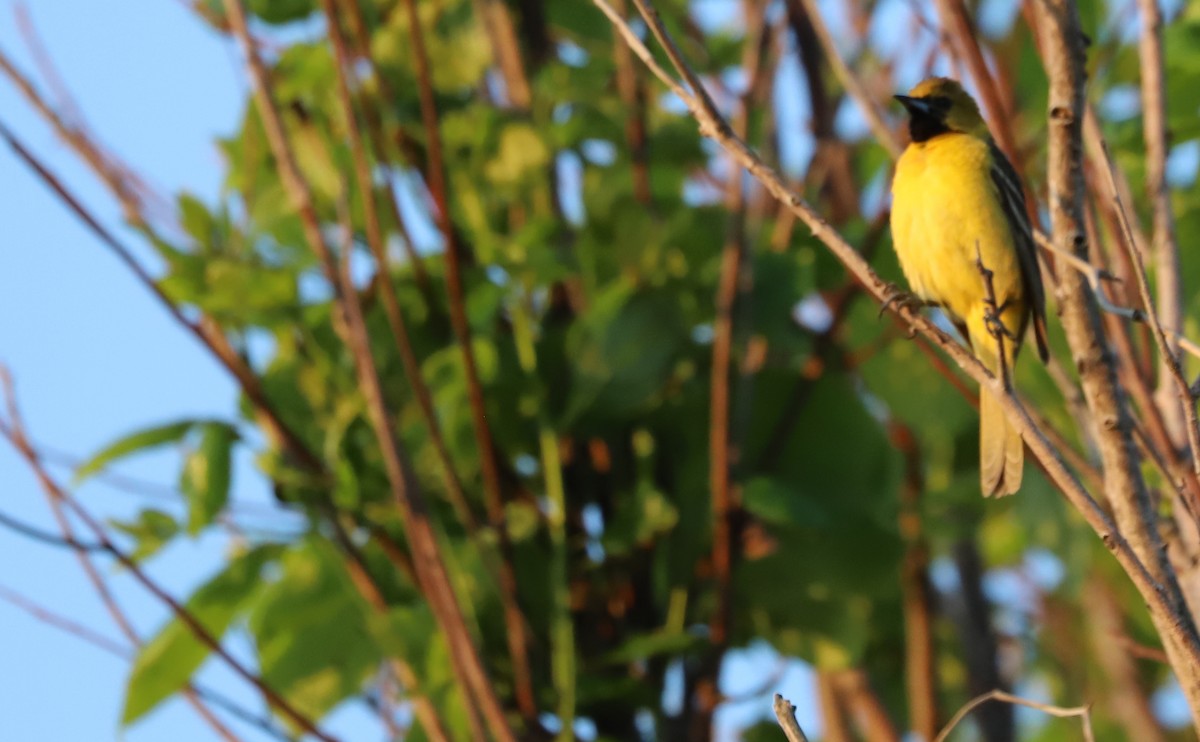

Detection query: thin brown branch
(692, 3), (768, 735)
(336, 0), (437, 307)
(832, 670), (901, 742)
(936, 690), (1093, 742)
(1097, 143), (1200, 493)
(469, 0), (532, 109)
(891, 421), (938, 740)
(1135, 0), (1186, 447)
(319, 1), (536, 724)
(930, 0), (1020, 166)
(222, 2), (516, 738)
(0, 44), (156, 228)
(0, 581), (289, 742)
(1086, 577), (1167, 742)
(795, 0), (901, 159)
(398, 0), (514, 620)
(0, 582), (129, 659)
(612, 0), (652, 205)
(816, 673), (852, 742)
(773, 694), (812, 742)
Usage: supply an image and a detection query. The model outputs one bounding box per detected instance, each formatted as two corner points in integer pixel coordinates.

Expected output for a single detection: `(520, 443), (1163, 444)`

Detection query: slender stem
(510, 299), (575, 740)
(772, 694), (812, 742)
(1135, 0), (1186, 447)
(1097, 143), (1200, 495)
(890, 421), (939, 739)
(934, 690), (1094, 742)
(399, 0), (507, 513)
(795, 0), (901, 159)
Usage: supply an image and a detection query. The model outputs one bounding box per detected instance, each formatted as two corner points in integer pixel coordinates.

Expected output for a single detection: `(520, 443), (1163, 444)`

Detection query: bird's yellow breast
(890, 133), (1026, 333)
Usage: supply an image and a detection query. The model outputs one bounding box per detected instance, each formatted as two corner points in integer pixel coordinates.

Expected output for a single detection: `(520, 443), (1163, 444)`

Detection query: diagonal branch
(1096, 142), (1200, 513)
(317, 0), (536, 723)
(795, 0), (901, 159)
(1135, 0), (1186, 447)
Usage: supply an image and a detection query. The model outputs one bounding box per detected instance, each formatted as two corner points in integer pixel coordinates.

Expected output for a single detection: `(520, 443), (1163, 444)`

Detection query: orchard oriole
(890, 77), (1048, 497)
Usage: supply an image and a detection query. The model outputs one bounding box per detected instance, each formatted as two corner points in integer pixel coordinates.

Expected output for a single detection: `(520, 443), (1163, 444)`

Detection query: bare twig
(1087, 577), (1168, 742)
(1096, 142), (1200, 491)
(0, 509), (105, 552)
(772, 694), (812, 742)
(891, 421), (939, 739)
(337, 0), (438, 306)
(930, 0), (1021, 168)
(693, 3), (769, 734)
(0, 582), (130, 659)
(396, 0), (516, 639)
(611, 0), (653, 205)
(816, 673), (853, 742)
(795, 0), (901, 159)
(832, 670), (901, 741)
(934, 690), (1094, 742)
(1135, 0), (1186, 447)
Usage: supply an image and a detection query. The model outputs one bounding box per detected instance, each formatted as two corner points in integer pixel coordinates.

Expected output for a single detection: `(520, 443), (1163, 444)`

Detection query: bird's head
(894, 77), (988, 143)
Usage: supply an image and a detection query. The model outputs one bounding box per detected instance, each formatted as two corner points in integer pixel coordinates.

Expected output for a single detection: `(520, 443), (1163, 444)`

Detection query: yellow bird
(890, 77), (1048, 497)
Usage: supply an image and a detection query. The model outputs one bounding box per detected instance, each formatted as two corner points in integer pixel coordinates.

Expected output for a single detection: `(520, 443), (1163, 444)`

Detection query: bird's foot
(879, 285), (928, 319)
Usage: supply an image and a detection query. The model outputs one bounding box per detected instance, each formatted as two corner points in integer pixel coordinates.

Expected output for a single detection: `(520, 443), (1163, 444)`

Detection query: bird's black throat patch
(908, 111), (951, 142)
(904, 95), (954, 142)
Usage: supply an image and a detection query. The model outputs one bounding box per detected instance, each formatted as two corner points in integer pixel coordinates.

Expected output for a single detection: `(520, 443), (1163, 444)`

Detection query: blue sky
(0, 2), (343, 739)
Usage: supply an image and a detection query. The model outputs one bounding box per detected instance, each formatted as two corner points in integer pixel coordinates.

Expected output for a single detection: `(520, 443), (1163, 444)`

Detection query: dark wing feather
(988, 141), (1049, 362)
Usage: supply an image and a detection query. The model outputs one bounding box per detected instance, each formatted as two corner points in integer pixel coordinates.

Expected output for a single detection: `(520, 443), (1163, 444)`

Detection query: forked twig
(975, 242), (1011, 391)
(773, 694), (812, 742)
(1096, 141), (1200, 480)
(934, 690), (1094, 742)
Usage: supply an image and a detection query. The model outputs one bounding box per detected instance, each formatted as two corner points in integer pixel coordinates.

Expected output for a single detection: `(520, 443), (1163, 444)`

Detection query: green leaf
(75, 420), (198, 484)
(485, 124), (550, 186)
(601, 629), (699, 665)
(249, 539), (378, 726)
(122, 545), (280, 725)
(247, 0), (313, 23)
(109, 509), (180, 563)
(180, 423), (238, 535)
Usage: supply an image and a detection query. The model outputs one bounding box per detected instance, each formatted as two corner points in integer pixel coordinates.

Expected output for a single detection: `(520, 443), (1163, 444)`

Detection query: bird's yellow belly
(890, 137), (1025, 332)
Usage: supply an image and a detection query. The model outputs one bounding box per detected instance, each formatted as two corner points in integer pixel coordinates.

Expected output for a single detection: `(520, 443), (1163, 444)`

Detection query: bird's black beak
(894, 94), (933, 117)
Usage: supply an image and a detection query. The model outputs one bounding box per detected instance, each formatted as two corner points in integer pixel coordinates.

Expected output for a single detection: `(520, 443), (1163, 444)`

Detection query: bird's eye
(928, 96), (953, 112)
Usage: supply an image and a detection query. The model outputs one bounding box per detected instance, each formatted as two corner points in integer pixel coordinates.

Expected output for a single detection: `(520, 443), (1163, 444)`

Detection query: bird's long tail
(971, 323), (1023, 497)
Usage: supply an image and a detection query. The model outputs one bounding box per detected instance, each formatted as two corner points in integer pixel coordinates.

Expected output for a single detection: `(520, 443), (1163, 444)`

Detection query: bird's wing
(988, 141), (1049, 362)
